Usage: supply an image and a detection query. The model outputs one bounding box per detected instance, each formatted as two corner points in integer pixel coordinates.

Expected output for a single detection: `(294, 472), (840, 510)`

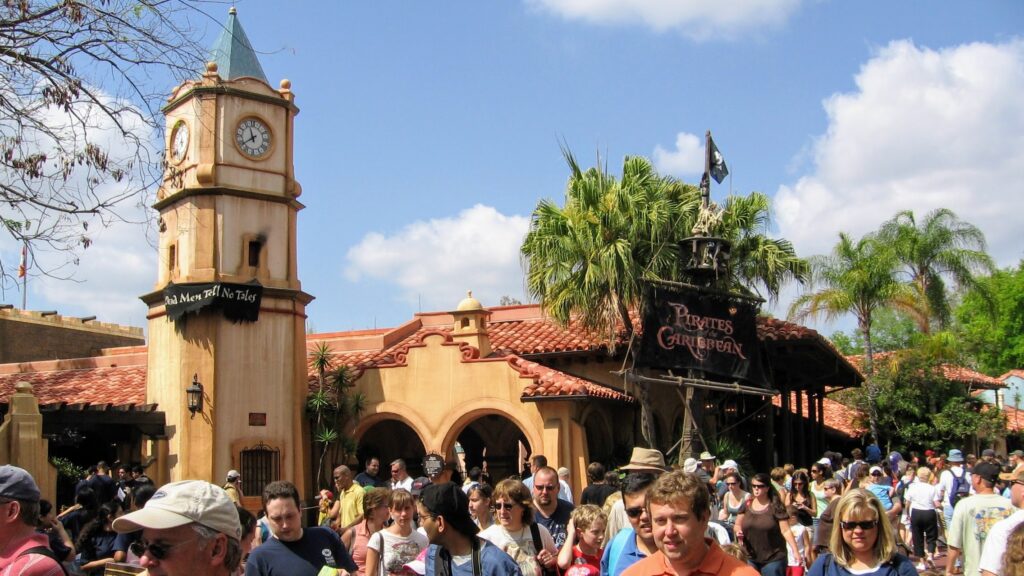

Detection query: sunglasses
(840, 520), (878, 531)
(534, 485), (557, 492)
(725, 482), (738, 486)
(493, 503), (518, 511)
(810, 469), (821, 473)
(750, 484), (766, 489)
(130, 539), (192, 560)
(870, 472), (883, 477)
(624, 506), (645, 518)
(792, 482), (805, 486)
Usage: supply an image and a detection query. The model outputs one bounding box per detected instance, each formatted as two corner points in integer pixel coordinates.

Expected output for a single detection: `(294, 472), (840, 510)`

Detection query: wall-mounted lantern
(187, 373), (204, 418)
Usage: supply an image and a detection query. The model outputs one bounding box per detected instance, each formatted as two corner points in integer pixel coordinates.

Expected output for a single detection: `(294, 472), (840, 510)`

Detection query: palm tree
(521, 149), (694, 347)
(307, 343), (364, 489)
(788, 232), (911, 441)
(522, 149), (808, 445)
(878, 208), (995, 332)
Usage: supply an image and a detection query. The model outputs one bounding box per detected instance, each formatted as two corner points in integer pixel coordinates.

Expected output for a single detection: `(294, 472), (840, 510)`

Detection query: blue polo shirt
(600, 527), (647, 576)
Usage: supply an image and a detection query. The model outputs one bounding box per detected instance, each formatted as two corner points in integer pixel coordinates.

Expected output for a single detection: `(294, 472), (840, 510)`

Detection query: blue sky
(6, 0), (1023, 337)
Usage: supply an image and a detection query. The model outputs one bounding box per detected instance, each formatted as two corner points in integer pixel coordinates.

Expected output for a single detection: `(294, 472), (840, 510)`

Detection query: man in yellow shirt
(330, 465), (364, 536)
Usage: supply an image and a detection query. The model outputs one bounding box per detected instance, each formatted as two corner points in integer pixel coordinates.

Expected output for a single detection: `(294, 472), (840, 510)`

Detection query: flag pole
(702, 130), (712, 209)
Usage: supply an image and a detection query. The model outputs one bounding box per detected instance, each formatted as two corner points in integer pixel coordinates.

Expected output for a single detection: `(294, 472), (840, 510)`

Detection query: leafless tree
(0, 0), (217, 286)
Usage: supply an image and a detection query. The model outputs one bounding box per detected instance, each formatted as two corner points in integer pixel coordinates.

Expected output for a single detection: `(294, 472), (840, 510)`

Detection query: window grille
(240, 442), (279, 497)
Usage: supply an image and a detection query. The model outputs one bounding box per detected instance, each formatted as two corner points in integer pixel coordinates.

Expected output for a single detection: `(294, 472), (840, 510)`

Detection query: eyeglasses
(493, 503), (518, 511)
(130, 539), (194, 560)
(840, 520), (878, 531)
(534, 484), (557, 492)
(750, 484), (766, 489)
(624, 506), (644, 518)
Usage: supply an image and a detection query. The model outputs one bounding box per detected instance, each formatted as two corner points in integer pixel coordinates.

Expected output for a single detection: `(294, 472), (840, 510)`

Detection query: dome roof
(456, 290), (483, 311)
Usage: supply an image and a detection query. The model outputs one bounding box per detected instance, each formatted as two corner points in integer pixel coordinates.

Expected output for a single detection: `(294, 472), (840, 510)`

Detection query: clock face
(235, 117), (272, 159)
(170, 121), (189, 163)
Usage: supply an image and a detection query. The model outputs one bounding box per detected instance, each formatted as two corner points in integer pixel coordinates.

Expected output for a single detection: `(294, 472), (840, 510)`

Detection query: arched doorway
(453, 414), (531, 483)
(357, 419), (428, 479)
(582, 407), (613, 467)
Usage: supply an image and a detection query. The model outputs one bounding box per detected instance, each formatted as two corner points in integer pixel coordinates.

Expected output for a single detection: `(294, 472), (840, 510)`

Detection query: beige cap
(113, 480), (241, 540)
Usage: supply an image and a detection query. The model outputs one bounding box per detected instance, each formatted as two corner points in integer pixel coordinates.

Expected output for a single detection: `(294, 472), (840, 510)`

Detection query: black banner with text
(639, 286), (768, 388)
(164, 281), (263, 323)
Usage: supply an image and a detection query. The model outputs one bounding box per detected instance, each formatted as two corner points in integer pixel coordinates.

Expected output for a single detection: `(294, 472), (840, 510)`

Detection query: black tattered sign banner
(638, 285), (768, 388)
(164, 281), (263, 323)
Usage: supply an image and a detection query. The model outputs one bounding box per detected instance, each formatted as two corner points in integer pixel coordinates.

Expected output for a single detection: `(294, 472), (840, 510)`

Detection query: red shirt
(622, 539), (758, 576)
(0, 532), (64, 576)
(565, 545), (602, 576)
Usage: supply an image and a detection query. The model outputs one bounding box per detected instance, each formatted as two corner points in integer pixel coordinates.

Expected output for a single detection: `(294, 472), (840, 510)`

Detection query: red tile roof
(1000, 369), (1024, 381)
(1004, 404), (1024, 433)
(0, 366), (146, 407)
(1, 304), (850, 406)
(509, 356), (635, 403)
(845, 352), (1004, 390)
(771, 392), (867, 438)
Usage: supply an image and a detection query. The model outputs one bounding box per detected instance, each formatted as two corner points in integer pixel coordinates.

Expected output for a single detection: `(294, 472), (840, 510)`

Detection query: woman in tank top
(718, 472), (748, 535)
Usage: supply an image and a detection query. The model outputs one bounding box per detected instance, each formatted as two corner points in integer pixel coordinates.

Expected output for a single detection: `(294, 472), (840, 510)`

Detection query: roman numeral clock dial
(235, 117), (272, 159)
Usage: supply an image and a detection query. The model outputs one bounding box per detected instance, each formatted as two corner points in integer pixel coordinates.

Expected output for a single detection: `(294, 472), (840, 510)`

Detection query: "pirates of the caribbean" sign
(638, 285), (768, 388)
(163, 281), (263, 323)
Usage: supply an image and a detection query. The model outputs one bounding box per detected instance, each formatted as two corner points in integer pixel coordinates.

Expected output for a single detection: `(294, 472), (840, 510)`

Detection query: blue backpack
(950, 468), (970, 507)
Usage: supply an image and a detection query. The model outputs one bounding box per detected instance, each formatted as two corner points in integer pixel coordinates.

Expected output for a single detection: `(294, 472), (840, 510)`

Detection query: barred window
(240, 442), (279, 497)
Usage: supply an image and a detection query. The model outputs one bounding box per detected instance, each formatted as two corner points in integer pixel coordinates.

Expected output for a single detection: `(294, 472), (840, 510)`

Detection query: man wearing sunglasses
(532, 467), (575, 548)
(601, 473), (659, 576)
(978, 468), (1024, 576)
(112, 479), (243, 576)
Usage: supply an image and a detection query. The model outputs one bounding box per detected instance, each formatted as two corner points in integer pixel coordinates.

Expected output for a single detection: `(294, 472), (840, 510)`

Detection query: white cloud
(775, 39), (1024, 269)
(345, 205), (532, 310)
(527, 0), (803, 39)
(0, 85), (159, 327)
(653, 131), (706, 177)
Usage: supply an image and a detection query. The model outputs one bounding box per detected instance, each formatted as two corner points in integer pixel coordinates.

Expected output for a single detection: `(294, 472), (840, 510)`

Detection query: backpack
(950, 468), (970, 507)
(529, 523), (558, 576)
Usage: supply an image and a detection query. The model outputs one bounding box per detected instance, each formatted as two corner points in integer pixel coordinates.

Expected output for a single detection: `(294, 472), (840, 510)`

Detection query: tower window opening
(168, 244), (177, 271)
(248, 240), (262, 267)
(461, 318), (470, 329)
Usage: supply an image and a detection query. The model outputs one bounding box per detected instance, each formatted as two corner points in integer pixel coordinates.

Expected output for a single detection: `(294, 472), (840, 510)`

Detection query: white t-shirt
(367, 528), (428, 575)
(479, 523), (556, 576)
(787, 523), (807, 567)
(978, 509), (1024, 576)
(904, 479), (938, 511)
(390, 476), (414, 492)
(936, 466), (971, 506)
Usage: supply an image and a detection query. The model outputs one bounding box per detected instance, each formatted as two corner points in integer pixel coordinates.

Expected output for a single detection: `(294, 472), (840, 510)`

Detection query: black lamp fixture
(186, 373), (204, 418)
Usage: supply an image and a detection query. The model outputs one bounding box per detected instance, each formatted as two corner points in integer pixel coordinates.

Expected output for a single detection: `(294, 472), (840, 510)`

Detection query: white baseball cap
(112, 480), (241, 540)
(721, 460), (739, 470)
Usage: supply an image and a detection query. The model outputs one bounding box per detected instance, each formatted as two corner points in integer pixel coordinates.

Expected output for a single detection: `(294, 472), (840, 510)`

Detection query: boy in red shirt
(558, 504), (608, 576)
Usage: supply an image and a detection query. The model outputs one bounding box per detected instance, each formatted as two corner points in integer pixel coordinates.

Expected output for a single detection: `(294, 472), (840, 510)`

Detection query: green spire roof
(209, 7), (268, 82)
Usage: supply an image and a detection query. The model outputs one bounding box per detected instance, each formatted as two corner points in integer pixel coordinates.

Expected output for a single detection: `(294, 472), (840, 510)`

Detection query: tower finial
(229, 6), (236, 15)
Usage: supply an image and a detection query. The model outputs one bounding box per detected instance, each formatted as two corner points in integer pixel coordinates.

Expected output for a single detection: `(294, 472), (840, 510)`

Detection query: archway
(453, 413), (531, 483)
(357, 419), (428, 479)
(581, 407), (613, 467)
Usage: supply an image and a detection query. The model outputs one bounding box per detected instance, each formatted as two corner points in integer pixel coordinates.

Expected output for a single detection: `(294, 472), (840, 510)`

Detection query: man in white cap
(111, 479), (243, 576)
(0, 465), (64, 575)
(222, 470), (242, 504)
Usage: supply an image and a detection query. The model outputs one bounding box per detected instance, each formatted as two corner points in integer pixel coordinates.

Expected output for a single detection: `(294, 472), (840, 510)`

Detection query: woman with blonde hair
(904, 466), (938, 570)
(1002, 520), (1024, 576)
(342, 487), (391, 576)
(807, 489), (916, 576)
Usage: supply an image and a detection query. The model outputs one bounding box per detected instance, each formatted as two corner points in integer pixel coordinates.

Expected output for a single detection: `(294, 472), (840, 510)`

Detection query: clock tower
(142, 8), (311, 496)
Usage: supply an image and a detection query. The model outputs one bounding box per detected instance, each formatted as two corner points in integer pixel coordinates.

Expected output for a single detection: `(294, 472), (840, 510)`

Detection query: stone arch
(354, 406), (430, 478)
(438, 400), (540, 483)
(580, 404), (614, 467)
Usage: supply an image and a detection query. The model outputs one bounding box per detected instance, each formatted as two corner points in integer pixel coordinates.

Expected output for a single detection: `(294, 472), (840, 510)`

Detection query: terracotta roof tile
(508, 356), (635, 403)
(1003, 404), (1024, 433)
(846, 352), (1004, 390)
(1000, 369), (1024, 380)
(0, 366), (146, 407)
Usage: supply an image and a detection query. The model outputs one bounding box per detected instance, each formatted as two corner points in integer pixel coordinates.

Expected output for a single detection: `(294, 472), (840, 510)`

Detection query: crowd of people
(2, 444), (1023, 576)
